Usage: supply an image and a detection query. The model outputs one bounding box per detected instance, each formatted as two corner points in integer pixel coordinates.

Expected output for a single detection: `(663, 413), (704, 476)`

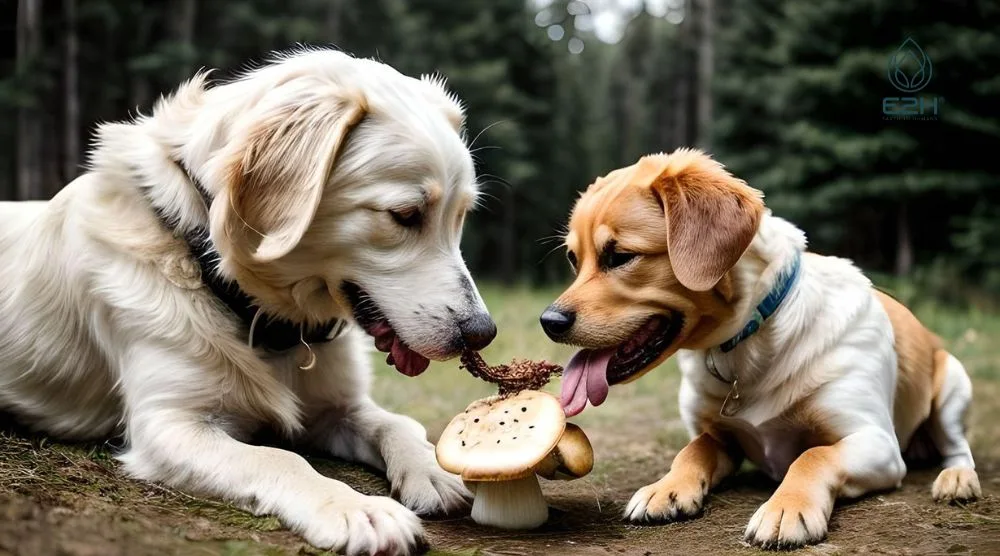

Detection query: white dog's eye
(389, 207), (423, 228)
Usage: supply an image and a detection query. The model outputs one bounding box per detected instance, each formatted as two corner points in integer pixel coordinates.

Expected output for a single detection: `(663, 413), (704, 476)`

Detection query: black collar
(152, 166), (343, 352)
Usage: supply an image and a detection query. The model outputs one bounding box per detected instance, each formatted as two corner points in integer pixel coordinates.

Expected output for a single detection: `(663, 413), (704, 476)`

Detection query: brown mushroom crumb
(460, 350), (563, 397)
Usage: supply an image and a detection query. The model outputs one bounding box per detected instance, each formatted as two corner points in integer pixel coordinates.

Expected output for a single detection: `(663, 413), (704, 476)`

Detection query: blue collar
(718, 251), (802, 353)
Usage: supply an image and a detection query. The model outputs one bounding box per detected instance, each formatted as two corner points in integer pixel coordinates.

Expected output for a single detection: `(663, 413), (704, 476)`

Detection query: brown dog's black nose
(540, 306), (575, 340)
(460, 313), (497, 351)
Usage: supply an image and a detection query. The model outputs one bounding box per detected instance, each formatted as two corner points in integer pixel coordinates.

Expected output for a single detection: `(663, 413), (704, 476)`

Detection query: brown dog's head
(542, 149), (765, 415)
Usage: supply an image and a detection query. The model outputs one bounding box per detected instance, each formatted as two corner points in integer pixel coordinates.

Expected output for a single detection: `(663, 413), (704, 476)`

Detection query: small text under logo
(882, 38), (943, 121)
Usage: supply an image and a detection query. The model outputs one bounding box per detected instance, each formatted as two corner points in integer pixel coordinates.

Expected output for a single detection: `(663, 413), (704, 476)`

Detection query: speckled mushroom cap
(436, 390), (566, 482)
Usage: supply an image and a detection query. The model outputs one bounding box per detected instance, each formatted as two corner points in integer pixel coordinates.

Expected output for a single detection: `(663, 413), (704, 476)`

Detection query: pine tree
(716, 0), (1000, 278)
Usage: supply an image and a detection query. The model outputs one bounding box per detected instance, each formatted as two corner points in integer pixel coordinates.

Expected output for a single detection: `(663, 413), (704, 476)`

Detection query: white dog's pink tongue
(368, 320), (429, 377)
(560, 348), (613, 417)
(370, 321), (395, 352)
(388, 336), (430, 377)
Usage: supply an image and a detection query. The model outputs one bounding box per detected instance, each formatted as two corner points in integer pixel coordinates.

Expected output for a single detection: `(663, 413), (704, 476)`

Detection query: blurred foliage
(2, 0), (998, 294)
(715, 0), (1000, 291)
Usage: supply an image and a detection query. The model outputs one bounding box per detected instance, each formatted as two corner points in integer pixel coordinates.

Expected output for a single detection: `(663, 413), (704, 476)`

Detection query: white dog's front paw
(299, 492), (424, 555)
(390, 459), (471, 516)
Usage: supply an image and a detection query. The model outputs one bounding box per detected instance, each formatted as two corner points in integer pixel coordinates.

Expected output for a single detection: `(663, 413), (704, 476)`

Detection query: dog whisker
(467, 120), (507, 151)
(478, 173), (513, 190)
(537, 234), (566, 246)
(538, 243), (569, 265)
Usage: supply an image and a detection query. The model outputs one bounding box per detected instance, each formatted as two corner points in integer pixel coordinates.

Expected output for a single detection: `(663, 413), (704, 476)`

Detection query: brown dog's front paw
(744, 489), (831, 549)
(624, 472), (708, 523)
(933, 467), (981, 503)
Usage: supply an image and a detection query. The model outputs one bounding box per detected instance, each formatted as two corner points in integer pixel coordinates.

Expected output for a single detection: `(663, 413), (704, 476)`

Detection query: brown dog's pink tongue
(560, 348), (613, 416)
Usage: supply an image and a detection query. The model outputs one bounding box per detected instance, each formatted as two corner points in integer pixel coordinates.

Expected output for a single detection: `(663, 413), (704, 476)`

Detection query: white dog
(0, 49), (498, 555)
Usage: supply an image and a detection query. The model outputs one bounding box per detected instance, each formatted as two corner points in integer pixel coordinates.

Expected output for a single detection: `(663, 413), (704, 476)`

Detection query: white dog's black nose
(461, 313), (497, 351)
(540, 306), (575, 340)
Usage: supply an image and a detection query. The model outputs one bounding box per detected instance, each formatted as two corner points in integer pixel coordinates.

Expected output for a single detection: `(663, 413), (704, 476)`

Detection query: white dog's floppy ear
(222, 85), (367, 263)
(646, 149), (765, 292)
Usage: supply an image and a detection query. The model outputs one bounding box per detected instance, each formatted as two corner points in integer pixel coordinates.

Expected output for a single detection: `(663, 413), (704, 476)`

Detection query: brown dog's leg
(744, 427), (906, 549)
(624, 432), (741, 522)
(928, 350), (981, 502)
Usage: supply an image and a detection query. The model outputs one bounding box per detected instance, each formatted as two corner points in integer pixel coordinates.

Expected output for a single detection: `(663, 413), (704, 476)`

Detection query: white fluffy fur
(625, 213), (978, 546)
(0, 49), (491, 555)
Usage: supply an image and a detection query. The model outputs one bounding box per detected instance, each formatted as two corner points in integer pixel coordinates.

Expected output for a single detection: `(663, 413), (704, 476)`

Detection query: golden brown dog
(541, 149), (980, 548)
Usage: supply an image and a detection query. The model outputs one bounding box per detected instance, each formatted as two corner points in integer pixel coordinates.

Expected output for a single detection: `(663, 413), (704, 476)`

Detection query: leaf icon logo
(888, 38), (933, 93)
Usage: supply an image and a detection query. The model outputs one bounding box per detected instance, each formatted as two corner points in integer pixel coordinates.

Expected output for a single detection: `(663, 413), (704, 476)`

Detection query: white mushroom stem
(469, 475), (548, 530)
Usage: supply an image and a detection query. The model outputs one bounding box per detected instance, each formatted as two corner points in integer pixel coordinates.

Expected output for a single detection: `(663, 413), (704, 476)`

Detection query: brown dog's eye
(607, 251), (637, 269)
(389, 207), (422, 228)
(566, 251), (578, 271)
(601, 242), (638, 270)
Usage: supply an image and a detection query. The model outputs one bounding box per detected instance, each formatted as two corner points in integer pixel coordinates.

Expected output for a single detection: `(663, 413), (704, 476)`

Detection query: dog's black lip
(606, 312), (684, 385)
(341, 281), (384, 329)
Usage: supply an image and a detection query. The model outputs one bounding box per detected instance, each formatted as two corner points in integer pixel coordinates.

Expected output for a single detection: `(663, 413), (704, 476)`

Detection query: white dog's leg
(293, 331), (470, 516)
(119, 346), (423, 555)
(309, 398), (471, 516)
(929, 352), (981, 502)
(744, 426), (906, 549)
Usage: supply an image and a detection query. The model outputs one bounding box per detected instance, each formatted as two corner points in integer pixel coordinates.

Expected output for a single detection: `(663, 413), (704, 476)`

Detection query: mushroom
(435, 390), (594, 529)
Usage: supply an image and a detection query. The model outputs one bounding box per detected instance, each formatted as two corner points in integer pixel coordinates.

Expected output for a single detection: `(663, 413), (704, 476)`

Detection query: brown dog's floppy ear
(223, 84), (367, 263)
(648, 149), (764, 292)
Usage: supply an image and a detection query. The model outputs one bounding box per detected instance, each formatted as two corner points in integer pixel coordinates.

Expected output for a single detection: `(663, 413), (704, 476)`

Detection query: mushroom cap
(436, 390), (566, 481)
(535, 423), (594, 480)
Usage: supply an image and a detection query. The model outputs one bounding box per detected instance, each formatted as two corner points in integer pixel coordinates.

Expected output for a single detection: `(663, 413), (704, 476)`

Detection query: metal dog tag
(720, 378), (742, 417)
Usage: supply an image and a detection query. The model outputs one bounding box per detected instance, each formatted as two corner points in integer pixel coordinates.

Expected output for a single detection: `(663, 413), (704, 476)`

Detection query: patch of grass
(217, 541), (295, 556)
(873, 274), (1000, 381)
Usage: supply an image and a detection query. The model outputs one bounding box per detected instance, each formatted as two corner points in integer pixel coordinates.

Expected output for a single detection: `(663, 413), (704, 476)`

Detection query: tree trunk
(326, 0), (343, 42)
(672, 10), (691, 148)
(696, 0), (714, 150)
(170, 0), (198, 81)
(130, 11), (156, 111)
(895, 203), (913, 276)
(16, 0), (44, 200)
(64, 0), (80, 185)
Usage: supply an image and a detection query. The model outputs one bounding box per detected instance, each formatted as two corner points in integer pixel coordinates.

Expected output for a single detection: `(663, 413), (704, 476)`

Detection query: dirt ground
(2, 422), (998, 556)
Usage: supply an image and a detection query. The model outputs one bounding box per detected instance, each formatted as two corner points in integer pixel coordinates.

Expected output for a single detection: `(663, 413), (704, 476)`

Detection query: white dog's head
(183, 50), (495, 375)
